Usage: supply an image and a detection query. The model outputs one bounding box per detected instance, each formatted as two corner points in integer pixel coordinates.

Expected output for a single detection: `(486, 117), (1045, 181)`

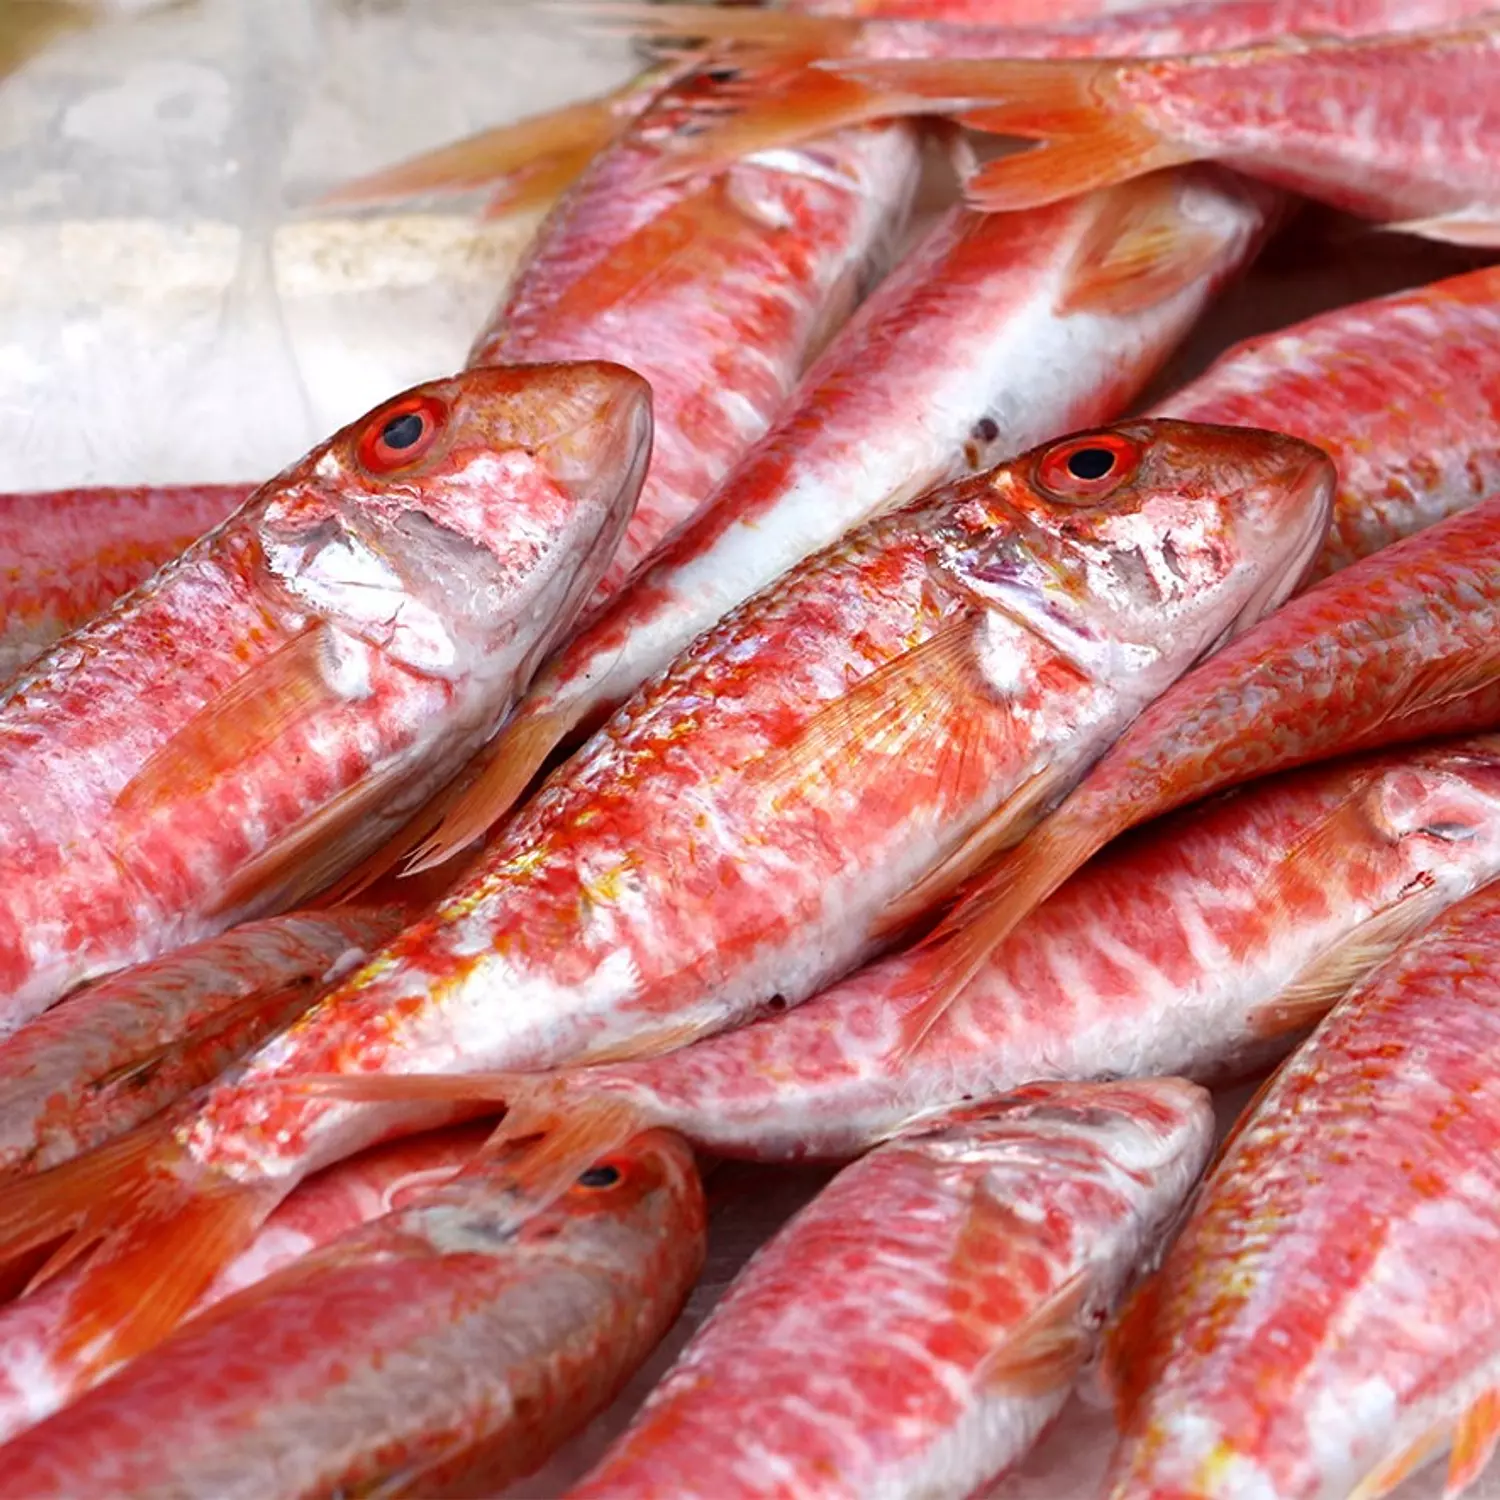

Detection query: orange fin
(1448, 1388), (1500, 1495)
(1351, 1425), (1450, 1500)
(1389, 642), (1500, 726)
(402, 705), (574, 876)
(1058, 171), (1238, 317)
(293, 1070), (518, 1105)
(1382, 211), (1500, 249)
(115, 625), (337, 818)
(885, 806), (1113, 1061)
(983, 1270), (1095, 1397)
(0, 1121), (161, 1271)
(874, 755), (1073, 941)
(319, 75), (654, 211)
(829, 56), (1191, 214)
(1248, 879), (1450, 1039)
(754, 613), (997, 815)
(0, 1120), (275, 1375)
(205, 754), (422, 919)
(569, 1), (858, 50)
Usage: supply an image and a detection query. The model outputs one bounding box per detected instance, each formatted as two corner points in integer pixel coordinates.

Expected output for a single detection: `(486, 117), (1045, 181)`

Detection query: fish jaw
(949, 418), (1334, 702)
(256, 361), (651, 687)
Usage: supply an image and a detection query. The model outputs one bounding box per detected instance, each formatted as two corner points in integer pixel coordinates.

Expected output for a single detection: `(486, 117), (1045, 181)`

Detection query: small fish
(333, 735), (1500, 1180)
(567, 1080), (1212, 1500)
(0, 420), (1331, 1380)
(467, 64), (923, 601)
(1103, 880), (1500, 1500)
(0, 361), (650, 1032)
(0, 906), (407, 1181)
(603, 0), (1497, 177)
(0, 1121), (491, 1446)
(1153, 261), (1500, 581)
(392, 167), (1281, 873)
(891, 488), (1500, 1055)
(825, 18), (1500, 243)
(0, 483), (250, 683)
(0, 1129), (704, 1500)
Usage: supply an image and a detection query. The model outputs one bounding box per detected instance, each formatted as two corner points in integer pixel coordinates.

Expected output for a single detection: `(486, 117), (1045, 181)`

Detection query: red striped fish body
(0, 1130), (704, 1500)
(0, 1122), (490, 1446)
(0, 484), (250, 682)
(471, 61), (923, 599)
(441, 735), (1500, 1170)
(895, 490), (1500, 1043)
(451, 168), (1279, 846)
(0, 420), (1331, 1379)
(569, 1080), (1212, 1500)
(0, 906), (407, 1181)
(621, 0), (1498, 178)
(1154, 262), (1500, 581)
(0, 362), (650, 1031)
(1104, 881), (1500, 1500)
(826, 19), (1500, 244)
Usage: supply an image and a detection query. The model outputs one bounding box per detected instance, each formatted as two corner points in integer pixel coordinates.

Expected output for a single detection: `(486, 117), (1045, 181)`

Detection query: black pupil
(577, 1164), (621, 1189)
(381, 412), (426, 451)
(1066, 446), (1116, 481)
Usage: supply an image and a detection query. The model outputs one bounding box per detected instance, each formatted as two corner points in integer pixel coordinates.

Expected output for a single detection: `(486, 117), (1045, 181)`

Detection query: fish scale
(470, 61), (922, 601)
(0, 419), (1331, 1385)
(0, 484), (251, 684)
(0, 362), (652, 1034)
(567, 1080), (1212, 1499)
(1104, 880), (1500, 1499)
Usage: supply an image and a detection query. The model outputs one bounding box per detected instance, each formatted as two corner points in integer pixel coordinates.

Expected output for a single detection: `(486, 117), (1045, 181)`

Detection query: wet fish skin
(427, 166), (1280, 863)
(1153, 261), (1500, 581)
(0, 1129), (704, 1500)
(0, 419), (1332, 1381)
(396, 735), (1500, 1175)
(470, 60), (923, 601)
(896, 488), (1500, 1046)
(618, 0), (1497, 176)
(0, 906), (408, 1181)
(0, 361), (651, 1032)
(1103, 880), (1500, 1500)
(828, 19), (1500, 243)
(0, 484), (250, 683)
(0, 1122), (491, 1447)
(569, 1080), (1212, 1500)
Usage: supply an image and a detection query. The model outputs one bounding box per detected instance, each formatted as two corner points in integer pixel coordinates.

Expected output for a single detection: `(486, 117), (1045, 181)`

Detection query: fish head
(517, 1128), (706, 1272)
(942, 419), (1333, 692)
(253, 362), (653, 681)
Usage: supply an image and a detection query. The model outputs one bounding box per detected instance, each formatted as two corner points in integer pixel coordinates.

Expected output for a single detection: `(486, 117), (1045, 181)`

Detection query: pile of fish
(1, 0), (1499, 1494)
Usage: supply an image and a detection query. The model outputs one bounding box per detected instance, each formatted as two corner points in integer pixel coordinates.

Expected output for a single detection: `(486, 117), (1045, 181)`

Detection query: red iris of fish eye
(358, 396), (447, 476)
(1036, 435), (1140, 503)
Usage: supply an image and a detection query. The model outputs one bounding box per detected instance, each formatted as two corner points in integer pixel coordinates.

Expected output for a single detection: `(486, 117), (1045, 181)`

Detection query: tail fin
(299, 1070), (651, 1222)
(828, 57), (1191, 212)
(0, 1122), (278, 1375)
(319, 70), (661, 215)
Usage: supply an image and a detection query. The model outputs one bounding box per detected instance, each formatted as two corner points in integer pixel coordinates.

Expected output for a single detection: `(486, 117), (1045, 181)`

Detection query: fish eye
(357, 394), (448, 477)
(1066, 447), (1116, 481)
(382, 412), (426, 451)
(577, 1164), (622, 1189)
(1035, 432), (1142, 504)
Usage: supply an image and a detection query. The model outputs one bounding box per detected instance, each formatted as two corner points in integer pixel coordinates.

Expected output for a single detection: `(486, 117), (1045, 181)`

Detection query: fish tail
(829, 57), (1191, 213)
(318, 85), (639, 215)
(0, 1124), (278, 1376)
(297, 1070), (651, 1218)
